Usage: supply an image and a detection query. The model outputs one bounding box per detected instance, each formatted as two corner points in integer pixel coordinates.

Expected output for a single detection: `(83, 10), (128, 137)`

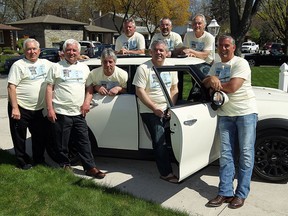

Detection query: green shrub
(3, 49), (17, 55)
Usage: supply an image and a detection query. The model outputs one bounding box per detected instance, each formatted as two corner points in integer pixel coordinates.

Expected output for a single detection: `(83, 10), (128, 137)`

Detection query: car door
(154, 65), (220, 182)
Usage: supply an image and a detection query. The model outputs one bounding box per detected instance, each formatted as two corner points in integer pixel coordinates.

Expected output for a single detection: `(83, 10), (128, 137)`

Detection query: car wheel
(248, 59), (256, 67)
(254, 129), (288, 182)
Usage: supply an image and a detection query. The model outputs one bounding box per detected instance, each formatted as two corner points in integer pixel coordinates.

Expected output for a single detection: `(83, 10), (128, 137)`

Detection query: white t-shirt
(132, 60), (178, 113)
(87, 66), (128, 89)
(45, 60), (91, 116)
(208, 56), (258, 116)
(8, 58), (53, 110)
(183, 31), (214, 64)
(115, 32), (145, 51)
(149, 32), (183, 51)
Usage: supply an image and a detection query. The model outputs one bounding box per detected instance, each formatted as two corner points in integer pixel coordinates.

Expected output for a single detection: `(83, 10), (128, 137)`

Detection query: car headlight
(211, 91), (229, 110)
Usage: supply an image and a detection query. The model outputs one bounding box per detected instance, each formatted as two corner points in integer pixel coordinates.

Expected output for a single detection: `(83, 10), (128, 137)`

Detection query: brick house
(8, 15), (116, 48)
(0, 24), (22, 50)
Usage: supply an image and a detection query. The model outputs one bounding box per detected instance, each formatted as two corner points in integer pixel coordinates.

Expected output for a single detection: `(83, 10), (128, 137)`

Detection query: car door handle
(90, 99), (99, 108)
(183, 119), (197, 126)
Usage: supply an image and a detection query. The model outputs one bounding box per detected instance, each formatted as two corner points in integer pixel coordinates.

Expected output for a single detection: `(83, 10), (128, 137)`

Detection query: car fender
(257, 118), (288, 134)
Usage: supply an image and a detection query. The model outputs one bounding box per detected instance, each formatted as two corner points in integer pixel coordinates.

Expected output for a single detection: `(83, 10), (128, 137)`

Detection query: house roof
(0, 24), (22, 30)
(8, 15), (87, 25)
(84, 25), (117, 33)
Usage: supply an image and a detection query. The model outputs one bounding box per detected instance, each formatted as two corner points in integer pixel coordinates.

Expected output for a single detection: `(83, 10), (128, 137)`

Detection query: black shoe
(20, 164), (33, 170)
(206, 195), (234, 207)
(228, 197), (245, 209)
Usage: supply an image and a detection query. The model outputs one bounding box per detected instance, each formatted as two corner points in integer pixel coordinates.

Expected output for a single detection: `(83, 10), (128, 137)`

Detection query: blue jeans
(218, 113), (257, 199)
(140, 113), (173, 176)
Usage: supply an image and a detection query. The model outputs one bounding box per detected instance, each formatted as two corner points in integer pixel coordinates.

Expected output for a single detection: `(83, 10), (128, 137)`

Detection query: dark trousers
(8, 103), (46, 167)
(140, 113), (173, 176)
(50, 114), (96, 171)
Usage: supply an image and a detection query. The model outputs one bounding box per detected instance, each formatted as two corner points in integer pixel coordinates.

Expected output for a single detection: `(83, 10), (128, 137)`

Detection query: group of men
(115, 14), (214, 64)
(7, 13), (257, 209)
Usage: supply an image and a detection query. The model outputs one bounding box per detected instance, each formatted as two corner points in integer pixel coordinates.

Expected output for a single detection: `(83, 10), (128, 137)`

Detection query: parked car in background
(75, 56), (288, 183)
(241, 41), (259, 53)
(244, 51), (288, 66)
(4, 48), (60, 73)
(79, 40), (101, 55)
(263, 42), (284, 53)
(91, 44), (115, 58)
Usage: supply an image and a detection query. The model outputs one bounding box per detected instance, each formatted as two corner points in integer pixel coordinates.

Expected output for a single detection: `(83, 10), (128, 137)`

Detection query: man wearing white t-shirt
(132, 40), (179, 183)
(182, 14), (214, 64)
(149, 17), (183, 57)
(45, 39), (105, 179)
(203, 35), (258, 209)
(86, 48), (128, 96)
(7, 38), (53, 169)
(115, 18), (145, 55)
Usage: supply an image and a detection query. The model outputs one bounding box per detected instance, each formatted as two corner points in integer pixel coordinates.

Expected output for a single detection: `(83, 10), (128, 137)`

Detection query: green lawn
(0, 150), (188, 216)
(251, 66), (280, 88)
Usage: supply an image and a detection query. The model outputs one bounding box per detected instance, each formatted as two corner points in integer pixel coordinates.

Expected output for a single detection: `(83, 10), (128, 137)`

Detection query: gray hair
(63, 39), (81, 52)
(123, 17), (136, 27)
(192, 14), (207, 26)
(150, 40), (169, 52)
(101, 48), (117, 63)
(218, 34), (235, 45)
(159, 17), (172, 26)
(23, 38), (40, 50)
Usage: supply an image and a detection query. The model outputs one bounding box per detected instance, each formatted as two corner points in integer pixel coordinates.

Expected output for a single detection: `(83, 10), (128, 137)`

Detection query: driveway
(0, 75), (287, 216)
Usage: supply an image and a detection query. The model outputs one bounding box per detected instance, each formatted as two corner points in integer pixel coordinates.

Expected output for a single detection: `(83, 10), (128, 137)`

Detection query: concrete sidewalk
(0, 75), (287, 215)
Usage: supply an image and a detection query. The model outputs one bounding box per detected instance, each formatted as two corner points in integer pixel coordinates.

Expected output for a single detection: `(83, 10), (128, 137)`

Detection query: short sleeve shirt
(208, 56), (258, 116)
(132, 59), (178, 113)
(45, 60), (91, 116)
(87, 66), (128, 90)
(183, 31), (214, 64)
(7, 58), (53, 110)
(149, 32), (183, 51)
(115, 32), (146, 51)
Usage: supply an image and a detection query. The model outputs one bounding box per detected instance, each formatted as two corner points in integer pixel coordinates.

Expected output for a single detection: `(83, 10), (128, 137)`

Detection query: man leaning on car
(132, 39), (179, 183)
(7, 38), (53, 169)
(86, 48), (128, 96)
(45, 39), (106, 179)
(203, 34), (258, 209)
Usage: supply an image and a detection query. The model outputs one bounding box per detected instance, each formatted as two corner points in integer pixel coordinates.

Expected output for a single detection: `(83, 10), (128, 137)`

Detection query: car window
(153, 65), (211, 107)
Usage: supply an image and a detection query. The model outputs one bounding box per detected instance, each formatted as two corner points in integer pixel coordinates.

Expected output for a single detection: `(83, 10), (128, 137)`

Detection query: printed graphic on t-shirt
(164, 39), (174, 51)
(27, 65), (46, 80)
(61, 69), (83, 82)
(190, 41), (205, 51)
(150, 72), (172, 89)
(128, 40), (137, 50)
(100, 81), (120, 90)
(215, 64), (231, 83)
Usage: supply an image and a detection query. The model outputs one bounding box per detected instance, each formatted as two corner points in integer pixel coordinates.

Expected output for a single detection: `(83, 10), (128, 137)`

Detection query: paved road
(0, 75), (287, 216)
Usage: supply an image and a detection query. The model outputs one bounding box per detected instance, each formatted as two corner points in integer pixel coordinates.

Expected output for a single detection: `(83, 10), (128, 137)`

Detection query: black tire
(254, 129), (288, 182)
(248, 59), (256, 67)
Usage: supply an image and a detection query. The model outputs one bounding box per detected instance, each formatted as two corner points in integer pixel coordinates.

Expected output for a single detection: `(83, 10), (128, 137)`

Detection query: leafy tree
(96, 0), (190, 37)
(258, 0), (288, 54)
(229, 0), (262, 56)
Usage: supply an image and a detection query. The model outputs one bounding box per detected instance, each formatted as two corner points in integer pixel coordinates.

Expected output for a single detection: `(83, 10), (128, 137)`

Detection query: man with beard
(149, 17), (183, 57)
(182, 14), (215, 64)
(115, 18), (146, 55)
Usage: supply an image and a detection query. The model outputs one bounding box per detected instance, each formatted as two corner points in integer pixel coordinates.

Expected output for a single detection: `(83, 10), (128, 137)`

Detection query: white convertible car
(79, 56), (288, 183)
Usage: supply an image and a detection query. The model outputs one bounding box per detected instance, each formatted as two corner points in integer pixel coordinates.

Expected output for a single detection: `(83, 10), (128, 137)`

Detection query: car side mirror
(211, 91), (229, 110)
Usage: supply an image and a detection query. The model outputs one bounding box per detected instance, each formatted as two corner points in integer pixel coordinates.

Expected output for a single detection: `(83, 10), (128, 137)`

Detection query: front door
(154, 65), (220, 182)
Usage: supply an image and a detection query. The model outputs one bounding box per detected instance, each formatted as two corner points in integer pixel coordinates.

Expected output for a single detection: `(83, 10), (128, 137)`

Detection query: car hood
(253, 86), (288, 102)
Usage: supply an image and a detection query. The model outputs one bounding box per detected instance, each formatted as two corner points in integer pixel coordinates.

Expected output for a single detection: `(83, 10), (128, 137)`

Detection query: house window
(98, 33), (103, 43)
(0, 31), (4, 44)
